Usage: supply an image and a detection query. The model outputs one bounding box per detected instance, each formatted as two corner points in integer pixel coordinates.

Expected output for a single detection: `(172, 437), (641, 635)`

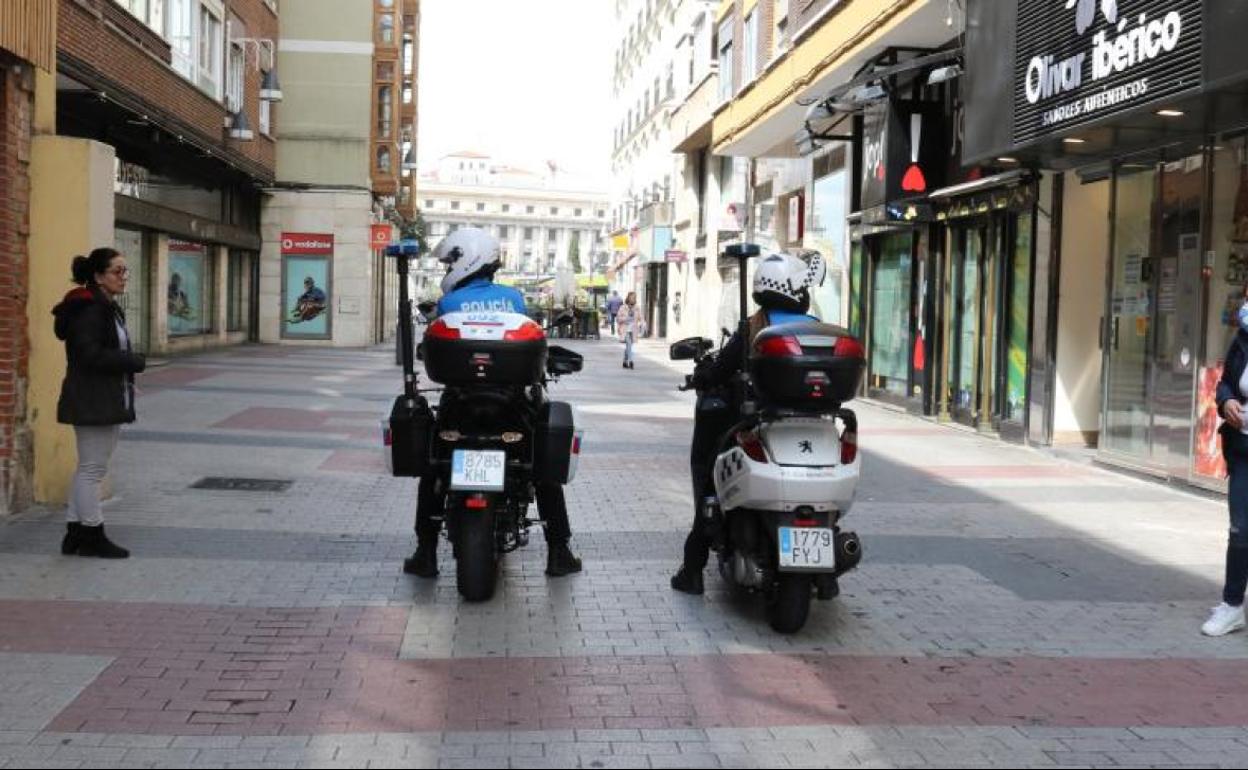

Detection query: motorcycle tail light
(465, 494), (489, 510)
(439, 430), (462, 442)
(754, 335), (802, 358)
(501, 432), (524, 443)
(426, 319), (461, 340)
(736, 430), (769, 463)
(504, 320), (545, 341)
(840, 430), (858, 465)
(834, 335), (865, 358)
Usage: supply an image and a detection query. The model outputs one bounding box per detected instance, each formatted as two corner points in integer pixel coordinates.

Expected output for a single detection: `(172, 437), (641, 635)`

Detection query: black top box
(750, 321), (865, 410)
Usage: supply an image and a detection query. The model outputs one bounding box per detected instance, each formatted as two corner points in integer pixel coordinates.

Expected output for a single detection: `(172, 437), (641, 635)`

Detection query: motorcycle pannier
(534, 401), (581, 484)
(385, 395), (433, 477)
(422, 311), (548, 386)
(750, 321), (865, 411)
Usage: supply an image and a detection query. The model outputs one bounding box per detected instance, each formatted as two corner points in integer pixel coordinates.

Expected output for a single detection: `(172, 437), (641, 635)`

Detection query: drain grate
(191, 477), (293, 493)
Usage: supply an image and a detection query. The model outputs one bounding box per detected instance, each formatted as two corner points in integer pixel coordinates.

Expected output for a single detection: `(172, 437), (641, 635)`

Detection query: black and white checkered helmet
(752, 250), (826, 313)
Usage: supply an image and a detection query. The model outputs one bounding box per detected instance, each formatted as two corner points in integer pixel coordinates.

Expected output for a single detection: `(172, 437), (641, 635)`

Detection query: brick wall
(0, 52), (34, 515)
(58, 0), (277, 181)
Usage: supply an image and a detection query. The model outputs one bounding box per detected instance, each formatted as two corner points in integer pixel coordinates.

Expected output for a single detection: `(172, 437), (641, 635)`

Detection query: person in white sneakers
(1205, 291), (1248, 636)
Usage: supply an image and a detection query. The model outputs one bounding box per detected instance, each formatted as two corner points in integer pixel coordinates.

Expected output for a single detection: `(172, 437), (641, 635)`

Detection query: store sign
(370, 224), (393, 249)
(860, 101), (946, 210)
(1014, 0), (1202, 144)
(114, 159), (149, 198)
(280, 232), (335, 255)
(664, 250), (688, 264)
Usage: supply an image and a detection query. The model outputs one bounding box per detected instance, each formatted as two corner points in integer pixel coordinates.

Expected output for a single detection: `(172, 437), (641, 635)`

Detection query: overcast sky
(416, 0), (613, 190)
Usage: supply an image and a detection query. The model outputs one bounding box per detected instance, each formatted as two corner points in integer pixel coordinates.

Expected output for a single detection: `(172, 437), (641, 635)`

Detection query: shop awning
(927, 170), (1033, 201)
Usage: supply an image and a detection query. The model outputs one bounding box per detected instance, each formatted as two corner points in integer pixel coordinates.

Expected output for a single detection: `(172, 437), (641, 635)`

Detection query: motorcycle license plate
(778, 527), (835, 570)
(450, 450), (506, 491)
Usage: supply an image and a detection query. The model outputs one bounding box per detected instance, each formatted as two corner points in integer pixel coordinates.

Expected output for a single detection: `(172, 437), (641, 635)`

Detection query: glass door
(869, 233), (913, 399)
(1103, 164), (1157, 460)
(951, 226), (982, 424)
(1102, 152), (1204, 471)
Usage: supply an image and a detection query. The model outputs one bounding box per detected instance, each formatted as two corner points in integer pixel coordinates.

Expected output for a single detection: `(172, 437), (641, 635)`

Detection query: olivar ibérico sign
(280, 233), (334, 255)
(1014, 0), (1201, 144)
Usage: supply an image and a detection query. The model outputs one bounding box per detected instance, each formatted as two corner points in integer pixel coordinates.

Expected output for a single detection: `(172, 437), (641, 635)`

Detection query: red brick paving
(0, 600), (1245, 735)
(319, 449), (387, 474)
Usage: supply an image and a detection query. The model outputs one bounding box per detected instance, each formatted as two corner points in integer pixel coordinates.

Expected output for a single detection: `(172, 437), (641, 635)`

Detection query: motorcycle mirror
(670, 337), (710, 360)
(417, 300), (436, 315)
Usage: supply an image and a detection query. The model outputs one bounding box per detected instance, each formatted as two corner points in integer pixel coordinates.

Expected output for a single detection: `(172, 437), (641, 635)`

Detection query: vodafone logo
(281, 233), (334, 255)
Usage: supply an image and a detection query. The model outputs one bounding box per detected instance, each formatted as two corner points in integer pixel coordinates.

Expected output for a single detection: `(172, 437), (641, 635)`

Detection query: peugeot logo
(799, 440), (813, 454)
(1066, 0), (1117, 35)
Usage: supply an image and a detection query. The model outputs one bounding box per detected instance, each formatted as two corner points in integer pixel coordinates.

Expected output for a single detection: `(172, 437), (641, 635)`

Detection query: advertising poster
(1194, 365), (1228, 479)
(168, 239), (206, 336)
(281, 233), (334, 339)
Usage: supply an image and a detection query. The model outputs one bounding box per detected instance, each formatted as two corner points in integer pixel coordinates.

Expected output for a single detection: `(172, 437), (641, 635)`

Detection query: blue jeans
(1224, 452), (1248, 605)
(623, 332), (635, 364)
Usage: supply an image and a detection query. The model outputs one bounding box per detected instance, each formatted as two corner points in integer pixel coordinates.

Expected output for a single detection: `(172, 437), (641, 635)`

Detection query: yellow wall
(712, 0), (918, 152)
(27, 136), (117, 503)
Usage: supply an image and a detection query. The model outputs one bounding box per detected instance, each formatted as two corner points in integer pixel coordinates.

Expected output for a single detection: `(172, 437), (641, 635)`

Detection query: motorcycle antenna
(724, 241), (760, 407)
(386, 239), (422, 407)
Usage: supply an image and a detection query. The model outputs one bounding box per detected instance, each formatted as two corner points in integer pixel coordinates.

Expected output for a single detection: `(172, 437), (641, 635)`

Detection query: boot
(670, 565), (704, 595)
(545, 542), (582, 577)
(403, 540), (438, 578)
(77, 524), (130, 559)
(61, 522), (83, 556)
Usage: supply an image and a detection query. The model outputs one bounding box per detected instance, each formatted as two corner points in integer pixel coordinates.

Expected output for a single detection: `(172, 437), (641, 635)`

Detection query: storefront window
(1005, 213), (1033, 422)
(808, 168), (848, 325)
(227, 250), (252, 334)
(114, 228), (148, 353)
(168, 239), (213, 337)
(871, 234), (912, 396)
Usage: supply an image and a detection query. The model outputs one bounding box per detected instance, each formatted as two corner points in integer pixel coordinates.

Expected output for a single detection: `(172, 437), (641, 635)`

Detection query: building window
(377, 86), (392, 138)
(717, 17), (734, 102)
(424, 199), (434, 208)
(502, 203), (510, 212)
(550, 206), (558, 215)
(575, 208), (583, 217)
(526, 205), (535, 214)
(499, 225), (510, 239)
(376, 61), (395, 81)
(378, 13), (395, 44)
(377, 147), (392, 173)
(774, 0), (789, 51)
(119, 0), (165, 32)
(167, 0), (195, 79)
(524, 227), (534, 240)
(547, 228), (558, 242)
(226, 35), (244, 112)
(379, 0), (394, 6)
(450, 200), (460, 210)
(476, 202), (485, 212)
(197, 2), (223, 98)
(742, 9), (758, 84)
(259, 92), (271, 135)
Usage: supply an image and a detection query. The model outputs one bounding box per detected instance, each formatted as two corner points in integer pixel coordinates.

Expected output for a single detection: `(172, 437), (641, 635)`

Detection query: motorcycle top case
(423, 311), (548, 386)
(384, 394), (433, 477)
(534, 401), (582, 484)
(750, 321), (865, 410)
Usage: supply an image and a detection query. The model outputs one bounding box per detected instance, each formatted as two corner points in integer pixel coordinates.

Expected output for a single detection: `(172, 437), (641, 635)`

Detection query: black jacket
(1217, 330), (1248, 458)
(53, 286), (146, 426)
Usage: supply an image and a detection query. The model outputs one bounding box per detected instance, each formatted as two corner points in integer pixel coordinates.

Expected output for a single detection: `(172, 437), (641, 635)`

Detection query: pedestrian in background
(52, 248), (147, 559)
(617, 291), (639, 369)
(606, 290), (623, 336)
(1206, 285), (1248, 635)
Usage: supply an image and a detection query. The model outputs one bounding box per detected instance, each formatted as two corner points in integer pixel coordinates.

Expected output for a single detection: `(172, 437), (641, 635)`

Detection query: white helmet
(752, 250), (826, 313)
(434, 227), (502, 295)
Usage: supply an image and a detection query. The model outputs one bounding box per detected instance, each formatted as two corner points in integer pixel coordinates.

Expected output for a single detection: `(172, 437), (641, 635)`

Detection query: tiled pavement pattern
(1, 337), (1247, 768)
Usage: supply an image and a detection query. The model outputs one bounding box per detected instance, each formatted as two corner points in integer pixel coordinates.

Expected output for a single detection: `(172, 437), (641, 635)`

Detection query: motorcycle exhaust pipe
(833, 531), (862, 577)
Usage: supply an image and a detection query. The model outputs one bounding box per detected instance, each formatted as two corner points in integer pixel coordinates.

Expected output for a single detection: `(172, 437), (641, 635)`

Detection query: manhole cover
(190, 477), (293, 492)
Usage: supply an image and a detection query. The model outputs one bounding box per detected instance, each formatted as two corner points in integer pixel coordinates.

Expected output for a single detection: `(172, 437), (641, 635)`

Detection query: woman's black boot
(77, 524), (130, 559)
(61, 522), (83, 555)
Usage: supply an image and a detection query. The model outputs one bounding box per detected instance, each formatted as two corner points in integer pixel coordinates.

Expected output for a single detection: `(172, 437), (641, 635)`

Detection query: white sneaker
(1201, 603), (1245, 637)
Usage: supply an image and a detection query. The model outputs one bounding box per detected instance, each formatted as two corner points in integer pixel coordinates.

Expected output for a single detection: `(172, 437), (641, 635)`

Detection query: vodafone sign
(280, 233), (335, 255)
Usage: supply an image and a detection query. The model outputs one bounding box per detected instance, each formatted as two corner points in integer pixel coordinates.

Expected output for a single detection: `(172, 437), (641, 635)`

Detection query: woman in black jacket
(52, 248), (146, 559)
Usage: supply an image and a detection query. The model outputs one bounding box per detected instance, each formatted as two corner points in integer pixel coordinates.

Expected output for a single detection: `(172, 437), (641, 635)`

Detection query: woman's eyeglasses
(107, 267), (131, 278)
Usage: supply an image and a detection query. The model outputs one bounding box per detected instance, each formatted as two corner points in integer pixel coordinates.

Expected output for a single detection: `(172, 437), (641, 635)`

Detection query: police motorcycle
(382, 240), (584, 601)
(670, 243), (865, 633)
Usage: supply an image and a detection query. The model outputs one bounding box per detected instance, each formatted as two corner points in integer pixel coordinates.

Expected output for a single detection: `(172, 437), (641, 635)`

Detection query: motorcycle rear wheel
(768, 573), (813, 634)
(455, 505), (499, 602)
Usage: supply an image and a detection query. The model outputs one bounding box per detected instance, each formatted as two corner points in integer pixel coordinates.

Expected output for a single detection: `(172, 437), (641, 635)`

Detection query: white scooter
(670, 243), (864, 633)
